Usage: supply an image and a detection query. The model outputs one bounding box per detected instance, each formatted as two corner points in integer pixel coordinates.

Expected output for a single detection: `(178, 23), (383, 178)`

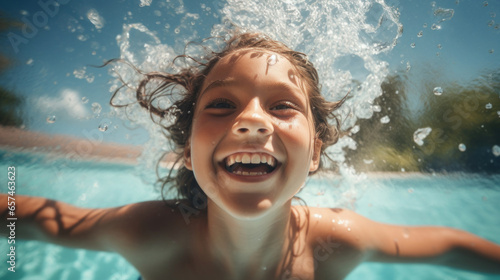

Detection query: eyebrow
(201, 78), (237, 97)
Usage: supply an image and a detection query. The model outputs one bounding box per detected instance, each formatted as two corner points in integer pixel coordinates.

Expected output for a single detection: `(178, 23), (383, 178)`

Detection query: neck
(205, 199), (294, 277)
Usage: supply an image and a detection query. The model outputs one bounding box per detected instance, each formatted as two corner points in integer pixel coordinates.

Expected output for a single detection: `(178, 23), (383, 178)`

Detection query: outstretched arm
(367, 221), (500, 273)
(0, 193), (123, 251)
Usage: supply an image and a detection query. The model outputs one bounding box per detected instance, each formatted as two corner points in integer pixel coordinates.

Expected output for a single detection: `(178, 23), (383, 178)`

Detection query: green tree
(344, 70), (500, 173)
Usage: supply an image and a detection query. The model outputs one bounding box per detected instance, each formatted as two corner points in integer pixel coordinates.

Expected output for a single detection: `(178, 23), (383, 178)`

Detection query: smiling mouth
(224, 153), (277, 176)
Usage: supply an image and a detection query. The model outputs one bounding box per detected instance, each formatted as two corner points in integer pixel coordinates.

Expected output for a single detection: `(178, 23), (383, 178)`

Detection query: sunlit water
(1, 150), (499, 280)
(1, 0), (499, 279)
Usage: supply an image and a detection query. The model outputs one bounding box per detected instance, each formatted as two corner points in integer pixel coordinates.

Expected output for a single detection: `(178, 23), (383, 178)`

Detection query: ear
(184, 141), (193, 170)
(309, 138), (322, 172)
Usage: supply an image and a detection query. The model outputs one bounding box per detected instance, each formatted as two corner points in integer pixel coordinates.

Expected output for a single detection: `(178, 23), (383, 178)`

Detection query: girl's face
(184, 49), (321, 218)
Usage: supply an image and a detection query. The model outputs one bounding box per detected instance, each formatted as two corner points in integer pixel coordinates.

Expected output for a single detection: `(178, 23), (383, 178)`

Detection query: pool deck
(0, 125), (172, 164)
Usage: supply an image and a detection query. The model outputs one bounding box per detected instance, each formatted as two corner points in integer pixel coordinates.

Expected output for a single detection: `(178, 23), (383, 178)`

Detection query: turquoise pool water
(1, 150), (499, 280)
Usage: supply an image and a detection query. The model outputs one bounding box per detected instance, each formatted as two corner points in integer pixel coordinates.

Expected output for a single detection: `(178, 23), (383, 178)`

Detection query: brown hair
(110, 31), (344, 208)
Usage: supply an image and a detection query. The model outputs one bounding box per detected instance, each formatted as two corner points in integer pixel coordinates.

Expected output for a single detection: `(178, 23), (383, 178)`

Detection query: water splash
(109, 0), (403, 191)
(413, 127), (432, 146)
(87, 9), (105, 29)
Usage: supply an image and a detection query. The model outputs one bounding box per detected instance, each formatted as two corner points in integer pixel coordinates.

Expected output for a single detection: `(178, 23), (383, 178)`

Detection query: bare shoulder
(302, 207), (379, 250)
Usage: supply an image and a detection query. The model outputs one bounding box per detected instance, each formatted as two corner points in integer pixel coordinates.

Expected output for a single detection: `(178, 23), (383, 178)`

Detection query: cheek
(277, 117), (315, 153)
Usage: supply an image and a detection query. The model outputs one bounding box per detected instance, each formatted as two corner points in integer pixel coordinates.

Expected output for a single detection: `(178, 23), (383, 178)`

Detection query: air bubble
(437, 44), (442, 49)
(433, 87), (443, 96)
(485, 103), (492, 109)
(417, 31), (423, 37)
(410, 42), (416, 48)
(267, 54), (278, 66)
(82, 97), (89, 104)
(488, 20), (495, 27)
(458, 143), (466, 152)
(363, 159), (374, 164)
(372, 105), (381, 112)
(492, 145), (500, 157)
(46, 115), (56, 123)
(174, 28), (180, 34)
(489, 49), (494, 54)
(380, 115), (390, 124)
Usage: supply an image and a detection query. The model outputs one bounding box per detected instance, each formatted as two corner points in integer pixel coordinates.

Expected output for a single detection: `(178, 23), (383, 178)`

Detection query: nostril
(258, 128), (268, 133)
(238, 128), (249, 133)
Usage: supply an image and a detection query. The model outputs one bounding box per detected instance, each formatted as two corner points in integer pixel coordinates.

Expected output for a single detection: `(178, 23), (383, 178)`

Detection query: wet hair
(109, 31), (345, 208)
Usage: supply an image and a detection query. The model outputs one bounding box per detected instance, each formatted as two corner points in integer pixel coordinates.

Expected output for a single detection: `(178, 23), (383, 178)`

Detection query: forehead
(202, 48), (304, 90)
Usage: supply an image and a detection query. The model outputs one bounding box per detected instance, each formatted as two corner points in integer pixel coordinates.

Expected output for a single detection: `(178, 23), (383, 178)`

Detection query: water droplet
(174, 28), (180, 34)
(91, 102), (102, 114)
(437, 44), (442, 49)
(413, 127), (432, 146)
(492, 145), (500, 157)
(433, 87), (443, 96)
(98, 123), (108, 132)
(488, 20), (495, 27)
(46, 115), (56, 123)
(489, 49), (494, 54)
(87, 9), (105, 29)
(410, 42), (416, 48)
(431, 24), (441, 30)
(372, 105), (381, 112)
(417, 31), (423, 37)
(483, 1), (488, 7)
(81, 97), (89, 104)
(351, 125), (360, 134)
(380, 115), (390, 124)
(485, 103), (492, 109)
(423, 23), (428, 28)
(267, 54), (278, 66)
(458, 143), (466, 152)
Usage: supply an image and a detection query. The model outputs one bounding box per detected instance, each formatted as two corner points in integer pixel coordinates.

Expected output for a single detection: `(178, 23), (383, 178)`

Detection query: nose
(232, 99), (273, 137)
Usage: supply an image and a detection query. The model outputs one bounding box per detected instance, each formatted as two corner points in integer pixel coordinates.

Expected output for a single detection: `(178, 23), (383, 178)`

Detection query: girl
(2, 32), (500, 280)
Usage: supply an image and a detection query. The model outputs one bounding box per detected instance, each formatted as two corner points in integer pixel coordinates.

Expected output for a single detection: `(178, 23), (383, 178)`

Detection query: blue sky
(0, 0), (498, 145)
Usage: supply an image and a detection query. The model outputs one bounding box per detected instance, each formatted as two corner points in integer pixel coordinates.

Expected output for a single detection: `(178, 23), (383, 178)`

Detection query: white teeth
(225, 153), (277, 168)
(233, 171), (267, 176)
(227, 156), (235, 167)
(242, 154), (251, 164)
(251, 154), (260, 164)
